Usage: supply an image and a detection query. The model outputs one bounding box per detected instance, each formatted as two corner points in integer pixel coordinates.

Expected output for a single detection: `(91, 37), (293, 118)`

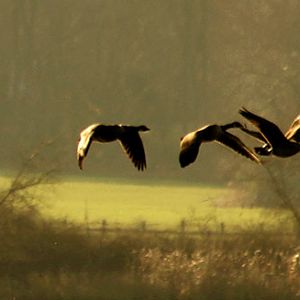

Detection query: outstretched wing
(239, 126), (268, 144)
(285, 114), (300, 142)
(179, 142), (201, 168)
(217, 131), (261, 164)
(77, 124), (98, 169)
(118, 132), (147, 171)
(239, 107), (286, 148)
(179, 132), (202, 168)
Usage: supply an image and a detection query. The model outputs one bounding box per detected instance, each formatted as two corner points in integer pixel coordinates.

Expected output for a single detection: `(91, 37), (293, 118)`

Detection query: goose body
(77, 123), (149, 171)
(179, 122), (261, 168)
(239, 108), (300, 158)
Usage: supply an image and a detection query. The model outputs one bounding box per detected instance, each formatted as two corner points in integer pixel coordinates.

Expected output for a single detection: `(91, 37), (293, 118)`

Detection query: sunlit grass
(0, 175), (293, 231)
(0, 176), (298, 300)
(41, 177), (221, 226)
(37, 177), (292, 231)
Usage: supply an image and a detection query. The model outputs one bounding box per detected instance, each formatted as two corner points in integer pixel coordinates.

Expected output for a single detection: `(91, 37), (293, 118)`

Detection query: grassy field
(0, 175), (299, 300)
(30, 176), (293, 232)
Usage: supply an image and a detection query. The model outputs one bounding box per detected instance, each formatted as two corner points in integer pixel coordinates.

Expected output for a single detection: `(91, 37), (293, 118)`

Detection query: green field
(1, 175), (293, 231)
(27, 176), (291, 232)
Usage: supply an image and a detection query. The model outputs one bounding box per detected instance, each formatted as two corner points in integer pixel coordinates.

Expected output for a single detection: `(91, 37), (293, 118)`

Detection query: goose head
(138, 125), (150, 132)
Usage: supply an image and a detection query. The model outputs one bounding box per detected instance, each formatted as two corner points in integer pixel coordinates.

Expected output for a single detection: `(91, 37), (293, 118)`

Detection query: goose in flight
(239, 107), (300, 157)
(179, 121), (261, 168)
(241, 113), (300, 156)
(77, 124), (150, 171)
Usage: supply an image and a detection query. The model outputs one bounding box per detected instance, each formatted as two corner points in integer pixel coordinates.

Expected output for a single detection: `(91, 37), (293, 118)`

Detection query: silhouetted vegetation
(1, 157), (299, 299)
(1, 162), (299, 299)
(0, 205), (300, 299)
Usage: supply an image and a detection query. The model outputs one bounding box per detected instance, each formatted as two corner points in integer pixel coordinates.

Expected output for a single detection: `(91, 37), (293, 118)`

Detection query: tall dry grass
(0, 205), (300, 299)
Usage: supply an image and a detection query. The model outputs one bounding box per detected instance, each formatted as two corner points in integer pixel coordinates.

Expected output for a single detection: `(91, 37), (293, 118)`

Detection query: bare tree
(0, 139), (57, 210)
(263, 163), (300, 233)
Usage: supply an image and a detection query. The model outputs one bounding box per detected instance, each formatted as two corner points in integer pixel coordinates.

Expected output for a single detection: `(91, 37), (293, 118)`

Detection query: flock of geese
(77, 107), (300, 172)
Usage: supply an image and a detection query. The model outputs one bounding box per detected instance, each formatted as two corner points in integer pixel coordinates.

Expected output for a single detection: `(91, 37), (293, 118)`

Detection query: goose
(241, 113), (300, 156)
(179, 121), (261, 168)
(239, 107), (300, 157)
(77, 124), (150, 171)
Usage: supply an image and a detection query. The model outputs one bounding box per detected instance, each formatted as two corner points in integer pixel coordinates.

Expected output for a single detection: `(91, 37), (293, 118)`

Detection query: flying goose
(241, 113), (300, 156)
(77, 124), (150, 171)
(239, 108), (300, 157)
(179, 121), (261, 168)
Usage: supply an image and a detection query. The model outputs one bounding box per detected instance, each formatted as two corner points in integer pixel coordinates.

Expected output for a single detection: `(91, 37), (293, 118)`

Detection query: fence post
(180, 219), (186, 234)
(101, 219), (107, 235)
(220, 222), (225, 235)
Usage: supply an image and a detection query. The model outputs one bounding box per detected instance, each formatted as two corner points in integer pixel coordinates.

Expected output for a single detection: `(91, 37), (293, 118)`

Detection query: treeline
(1, 0), (299, 183)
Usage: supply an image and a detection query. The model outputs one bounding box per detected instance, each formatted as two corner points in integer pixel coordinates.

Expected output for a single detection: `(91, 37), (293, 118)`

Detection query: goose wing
(216, 131), (261, 164)
(179, 143), (201, 168)
(239, 126), (268, 144)
(118, 132), (147, 171)
(285, 114), (300, 142)
(179, 131), (206, 168)
(239, 107), (286, 147)
(77, 124), (98, 169)
(237, 124), (272, 156)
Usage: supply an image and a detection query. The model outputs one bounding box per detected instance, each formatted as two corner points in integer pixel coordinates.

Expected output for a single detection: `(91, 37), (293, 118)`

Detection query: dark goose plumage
(239, 108), (300, 157)
(179, 121), (261, 168)
(77, 124), (149, 171)
(241, 113), (300, 156)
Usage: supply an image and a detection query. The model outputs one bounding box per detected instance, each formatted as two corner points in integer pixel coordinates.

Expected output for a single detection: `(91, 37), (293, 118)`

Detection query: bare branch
(0, 140), (58, 209)
(263, 165), (300, 232)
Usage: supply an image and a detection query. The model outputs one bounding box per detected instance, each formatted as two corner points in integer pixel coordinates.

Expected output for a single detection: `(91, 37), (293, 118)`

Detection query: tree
(0, 140), (57, 210)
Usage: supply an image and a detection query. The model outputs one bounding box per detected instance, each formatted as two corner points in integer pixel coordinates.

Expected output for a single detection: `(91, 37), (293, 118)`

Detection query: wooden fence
(82, 218), (294, 237)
